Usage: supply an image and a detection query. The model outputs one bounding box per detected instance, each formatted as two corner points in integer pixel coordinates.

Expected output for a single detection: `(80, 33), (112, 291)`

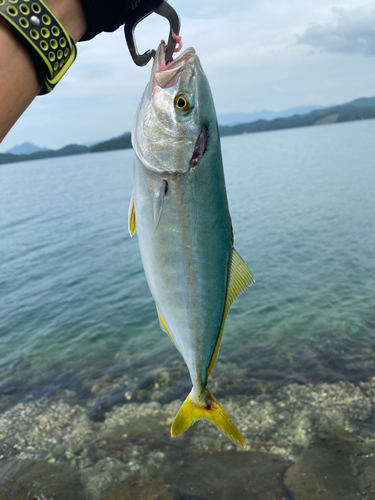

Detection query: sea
(0, 119), (375, 498)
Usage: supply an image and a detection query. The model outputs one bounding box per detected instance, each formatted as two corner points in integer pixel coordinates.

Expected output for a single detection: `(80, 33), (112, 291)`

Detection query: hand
(79, 0), (157, 41)
(0, 0), (86, 142)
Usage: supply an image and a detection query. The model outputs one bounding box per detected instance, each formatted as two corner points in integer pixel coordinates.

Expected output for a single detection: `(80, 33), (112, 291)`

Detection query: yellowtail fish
(128, 42), (253, 447)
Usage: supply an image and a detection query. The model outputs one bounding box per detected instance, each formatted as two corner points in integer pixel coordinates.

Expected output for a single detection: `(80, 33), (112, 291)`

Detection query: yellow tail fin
(171, 389), (245, 448)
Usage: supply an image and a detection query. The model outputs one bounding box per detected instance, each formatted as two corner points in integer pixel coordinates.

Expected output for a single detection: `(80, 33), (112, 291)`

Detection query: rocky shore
(1, 364), (375, 499)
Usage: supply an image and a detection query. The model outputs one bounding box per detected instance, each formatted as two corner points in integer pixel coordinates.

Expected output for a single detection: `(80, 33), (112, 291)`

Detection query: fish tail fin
(171, 388), (245, 448)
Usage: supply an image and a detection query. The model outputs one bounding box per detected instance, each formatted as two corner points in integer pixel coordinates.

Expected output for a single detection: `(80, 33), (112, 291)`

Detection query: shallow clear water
(1, 120), (375, 403)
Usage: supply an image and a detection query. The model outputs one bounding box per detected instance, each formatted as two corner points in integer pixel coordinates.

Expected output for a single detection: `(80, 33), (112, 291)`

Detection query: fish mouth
(190, 126), (208, 167)
(153, 42), (196, 89)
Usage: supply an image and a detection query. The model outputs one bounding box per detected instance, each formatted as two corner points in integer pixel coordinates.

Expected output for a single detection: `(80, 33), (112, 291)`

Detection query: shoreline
(2, 110), (375, 166)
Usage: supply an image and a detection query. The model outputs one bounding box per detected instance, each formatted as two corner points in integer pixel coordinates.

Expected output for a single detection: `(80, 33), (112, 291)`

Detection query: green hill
(90, 133), (131, 153)
(344, 96), (375, 108)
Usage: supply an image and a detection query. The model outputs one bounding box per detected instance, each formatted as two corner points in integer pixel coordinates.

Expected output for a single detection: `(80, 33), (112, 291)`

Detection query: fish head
(132, 42), (214, 175)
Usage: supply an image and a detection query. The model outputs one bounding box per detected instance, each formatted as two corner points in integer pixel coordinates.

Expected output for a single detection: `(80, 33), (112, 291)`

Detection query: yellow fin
(226, 248), (254, 307)
(171, 388), (245, 448)
(157, 310), (178, 350)
(208, 249), (254, 376)
(128, 193), (136, 236)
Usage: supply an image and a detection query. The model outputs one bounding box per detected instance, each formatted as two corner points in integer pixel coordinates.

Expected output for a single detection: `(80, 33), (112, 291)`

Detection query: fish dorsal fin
(226, 248), (254, 310)
(153, 180), (168, 232)
(128, 193), (136, 236)
(207, 249), (254, 376)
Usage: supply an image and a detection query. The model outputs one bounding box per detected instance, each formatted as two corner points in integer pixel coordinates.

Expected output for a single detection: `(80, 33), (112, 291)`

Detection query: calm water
(1, 120), (375, 404)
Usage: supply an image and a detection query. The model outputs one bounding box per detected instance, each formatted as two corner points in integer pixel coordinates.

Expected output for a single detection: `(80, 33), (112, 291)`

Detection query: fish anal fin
(157, 310), (178, 350)
(171, 388), (245, 448)
(157, 310), (168, 335)
(128, 193), (136, 237)
(207, 248), (253, 376)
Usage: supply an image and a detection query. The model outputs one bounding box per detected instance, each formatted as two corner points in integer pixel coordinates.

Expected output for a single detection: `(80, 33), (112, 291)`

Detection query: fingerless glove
(79, 0), (162, 41)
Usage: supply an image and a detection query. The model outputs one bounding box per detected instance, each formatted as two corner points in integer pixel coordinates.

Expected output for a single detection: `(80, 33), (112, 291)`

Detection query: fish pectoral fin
(207, 249), (254, 376)
(153, 180), (168, 233)
(171, 388), (245, 448)
(128, 193), (136, 237)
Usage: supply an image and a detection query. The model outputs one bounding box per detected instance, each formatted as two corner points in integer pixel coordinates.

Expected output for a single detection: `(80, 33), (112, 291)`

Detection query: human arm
(0, 0), (167, 143)
(0, 0), (86, 142)
(0, 0), (87, 142)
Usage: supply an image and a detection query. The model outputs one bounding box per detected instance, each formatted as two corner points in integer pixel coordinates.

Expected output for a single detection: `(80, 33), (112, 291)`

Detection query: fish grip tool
(125, 0), (180, 66)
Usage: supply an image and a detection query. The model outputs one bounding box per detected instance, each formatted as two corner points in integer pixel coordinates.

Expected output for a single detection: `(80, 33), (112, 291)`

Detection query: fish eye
(174, 93), (194, 114)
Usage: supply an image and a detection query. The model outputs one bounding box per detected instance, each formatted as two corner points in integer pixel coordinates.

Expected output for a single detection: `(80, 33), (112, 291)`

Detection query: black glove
(79, 0), (162, 41)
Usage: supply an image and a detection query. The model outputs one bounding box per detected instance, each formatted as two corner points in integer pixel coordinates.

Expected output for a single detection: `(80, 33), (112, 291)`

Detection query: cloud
(297, 3), (375, 56)
(168, 0), (255, 19)
(3, 0), (375, 152)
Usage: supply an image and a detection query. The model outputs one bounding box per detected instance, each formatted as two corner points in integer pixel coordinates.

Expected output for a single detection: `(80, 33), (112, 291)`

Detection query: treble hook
(125, 0), (181, 67)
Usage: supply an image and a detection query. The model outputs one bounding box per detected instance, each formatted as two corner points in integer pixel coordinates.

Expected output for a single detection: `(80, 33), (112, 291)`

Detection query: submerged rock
(87, 386), (130, 422)
(0, 459), (87, 500)
(285, 427), (375, 500)
(1, 374), (375, 500)
(164, 450), (290, 500)
(101, 476), (173, 500)
(0, 396), (88, 460)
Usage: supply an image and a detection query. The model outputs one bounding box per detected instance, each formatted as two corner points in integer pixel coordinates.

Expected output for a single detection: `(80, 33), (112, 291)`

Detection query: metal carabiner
(125, 0), (180, 67)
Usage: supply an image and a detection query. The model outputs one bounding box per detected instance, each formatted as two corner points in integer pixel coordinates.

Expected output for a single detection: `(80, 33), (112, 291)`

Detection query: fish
(128, 42), (253, 447)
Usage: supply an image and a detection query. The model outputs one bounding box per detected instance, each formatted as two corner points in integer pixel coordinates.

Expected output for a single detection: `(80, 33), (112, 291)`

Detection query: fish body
(129, 43), (253, 446)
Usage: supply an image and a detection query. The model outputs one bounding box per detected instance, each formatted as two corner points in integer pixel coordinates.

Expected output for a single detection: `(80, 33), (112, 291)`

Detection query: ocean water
(1, 119), (375, 404)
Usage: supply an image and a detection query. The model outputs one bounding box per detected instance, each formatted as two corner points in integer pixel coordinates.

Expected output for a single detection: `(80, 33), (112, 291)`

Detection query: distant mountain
(82, 141), (100, 147)
(7, 142), (48, 155)
(2, 97), (375, 166)
(0, 144), (90, 165)
(218, 105), (327, 126)
(343, 96), (375, 108)
(218, 97), (375, 126)
(219, 104), (375, 137)
(90, 132), (131, 153)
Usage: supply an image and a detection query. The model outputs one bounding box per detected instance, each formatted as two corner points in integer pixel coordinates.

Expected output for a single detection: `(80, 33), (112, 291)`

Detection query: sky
(2, 0), (375, 151)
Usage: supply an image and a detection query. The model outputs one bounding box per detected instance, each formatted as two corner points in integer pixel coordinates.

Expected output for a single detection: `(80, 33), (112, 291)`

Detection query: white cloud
(1, 0), (374, 151)
(297, 3), (375, 56)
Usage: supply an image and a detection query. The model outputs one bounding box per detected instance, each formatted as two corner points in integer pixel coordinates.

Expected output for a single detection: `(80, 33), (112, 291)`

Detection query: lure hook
(125, 0), (180, 66)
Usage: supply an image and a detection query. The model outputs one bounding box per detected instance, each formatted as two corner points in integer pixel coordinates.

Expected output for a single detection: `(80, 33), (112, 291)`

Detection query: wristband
(0, 0), (77, 94)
